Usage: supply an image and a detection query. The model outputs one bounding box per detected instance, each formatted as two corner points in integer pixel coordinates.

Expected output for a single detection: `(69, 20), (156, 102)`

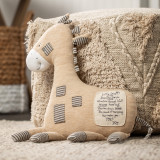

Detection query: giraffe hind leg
(30, 132), (65, 143)
(107, 132), (130, 144)
(67, 131), (106, 142)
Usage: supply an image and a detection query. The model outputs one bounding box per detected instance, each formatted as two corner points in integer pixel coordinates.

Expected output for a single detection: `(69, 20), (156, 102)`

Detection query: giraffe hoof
(11, 131), (30, 142)
(67, 131), (87, 142)
(30, 133), (49, 143)
(107, 132), (125, 144)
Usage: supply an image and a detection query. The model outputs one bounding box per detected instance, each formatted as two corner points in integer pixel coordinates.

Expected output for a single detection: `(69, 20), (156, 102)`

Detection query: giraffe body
(43, 67), (137, 138)
(12, 15), (137, 143)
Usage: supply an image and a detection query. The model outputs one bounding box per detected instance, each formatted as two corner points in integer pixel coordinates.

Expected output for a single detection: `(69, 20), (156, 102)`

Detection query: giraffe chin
(26, 49), (51, 72)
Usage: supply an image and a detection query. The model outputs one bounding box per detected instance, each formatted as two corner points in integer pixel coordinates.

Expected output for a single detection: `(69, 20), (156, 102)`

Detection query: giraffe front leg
(107, 132), (130, 144)
(67, 131), (106, 142)
(11, 127), (45, 142)
(30, 132), (65, 143)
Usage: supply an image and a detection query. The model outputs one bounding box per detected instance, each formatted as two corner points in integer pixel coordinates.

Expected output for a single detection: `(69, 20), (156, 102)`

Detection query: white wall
(0, 0), (19, 26)
(28, 0), (140, 20)
(1, 0), (159, 26)
(149, 0), (160, 8)
(0, 0), (151, 26)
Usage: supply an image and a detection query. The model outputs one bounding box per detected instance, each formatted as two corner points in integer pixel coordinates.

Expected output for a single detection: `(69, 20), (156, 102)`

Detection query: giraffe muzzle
(26, 49), (51, 72)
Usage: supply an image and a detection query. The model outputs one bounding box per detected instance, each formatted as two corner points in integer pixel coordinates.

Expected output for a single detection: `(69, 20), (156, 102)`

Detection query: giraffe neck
(53, 53), (80, 86)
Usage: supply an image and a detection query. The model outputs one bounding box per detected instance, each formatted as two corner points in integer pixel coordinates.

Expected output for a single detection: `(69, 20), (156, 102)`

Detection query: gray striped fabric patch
(73, 56), (77, 64)
(72, 96), (82, 107)
(58, 15), (69, 23)
(11, 131), (30, 142)
(72, 26), (80, 34)
(42, 43), (53, 56)
(74, 65), (80, 72)
(73, 37), (88, 46)
(56, 85), (66, 97)
(67, 131), (87, 142)
(136, 117), (151, 128)
(63, 19), (72, 24)
(73, 47), (77, 54)
(30, 133), (49, 143)
(54, 104), (65, 124)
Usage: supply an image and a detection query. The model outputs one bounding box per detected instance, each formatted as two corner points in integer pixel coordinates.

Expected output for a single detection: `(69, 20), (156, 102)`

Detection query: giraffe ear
(58, 13), (72, 24)
(73, 33), (91, 46)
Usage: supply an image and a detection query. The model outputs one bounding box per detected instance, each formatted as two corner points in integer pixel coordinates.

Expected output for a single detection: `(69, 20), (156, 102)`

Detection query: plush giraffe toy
(12, 14), (153, 144)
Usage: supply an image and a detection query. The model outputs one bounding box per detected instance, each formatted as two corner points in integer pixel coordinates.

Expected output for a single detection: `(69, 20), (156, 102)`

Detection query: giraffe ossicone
(12, 14), (153, 144)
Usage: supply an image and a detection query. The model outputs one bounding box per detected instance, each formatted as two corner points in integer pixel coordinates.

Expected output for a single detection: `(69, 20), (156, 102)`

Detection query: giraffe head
(26, 14), (90, 72)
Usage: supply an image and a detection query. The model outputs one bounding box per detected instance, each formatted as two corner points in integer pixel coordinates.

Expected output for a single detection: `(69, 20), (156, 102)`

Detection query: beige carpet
(0, 120), (160, 160)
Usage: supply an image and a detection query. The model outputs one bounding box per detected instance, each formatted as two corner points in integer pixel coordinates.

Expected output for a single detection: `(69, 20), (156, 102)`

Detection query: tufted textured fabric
(26, 8), (160, 133)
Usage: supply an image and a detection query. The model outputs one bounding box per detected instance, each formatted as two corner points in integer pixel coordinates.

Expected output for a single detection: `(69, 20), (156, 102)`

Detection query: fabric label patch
(94, 91), (126, 126)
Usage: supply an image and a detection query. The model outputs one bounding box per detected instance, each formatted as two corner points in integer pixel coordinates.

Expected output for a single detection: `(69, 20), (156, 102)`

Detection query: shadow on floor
(0, 113), (31, 121)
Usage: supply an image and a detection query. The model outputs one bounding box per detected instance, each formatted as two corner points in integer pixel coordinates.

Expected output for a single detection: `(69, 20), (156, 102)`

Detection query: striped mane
(58, 14), (90, 73)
